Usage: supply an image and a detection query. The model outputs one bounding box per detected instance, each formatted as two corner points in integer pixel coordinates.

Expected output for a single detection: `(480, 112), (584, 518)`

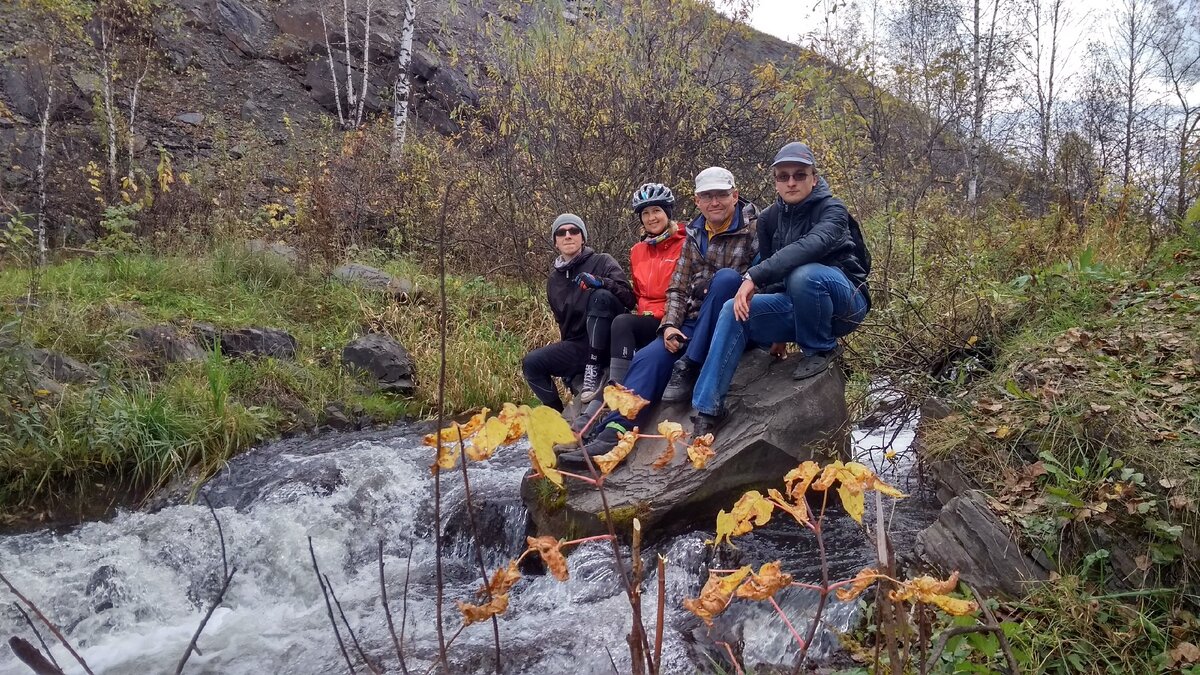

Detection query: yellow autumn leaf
(889, 572), (978, 616)
(526, 535), (569, 581)
(652, 421), (685, 469)
(467, 416), (511, 461)
(595, 427), (639, 474)
(526, 405), (573, 487)
(603, 383), (650, 419)
(682, 566), (752, 626)
(783, 461), (821, 502)
(812, 461), (906, 523)
(432, 442), (461, 473)
(767, 488), (810, 526)
(712, 490), (774, 546)
(835, 566), (882, 601)
(686, 433), (716, 469)
(422, 408), (490, 447)
(496, 402), (527, 443)
(458, 593), (509, 625)
(735, 561), (793, 601)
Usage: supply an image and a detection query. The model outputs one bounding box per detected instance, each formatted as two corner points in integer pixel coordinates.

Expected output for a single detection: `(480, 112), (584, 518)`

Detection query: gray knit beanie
(551, 213), (588, 242)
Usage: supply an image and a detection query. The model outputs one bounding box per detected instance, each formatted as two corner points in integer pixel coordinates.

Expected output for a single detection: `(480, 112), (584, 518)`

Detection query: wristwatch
(741, 272), (754, 285)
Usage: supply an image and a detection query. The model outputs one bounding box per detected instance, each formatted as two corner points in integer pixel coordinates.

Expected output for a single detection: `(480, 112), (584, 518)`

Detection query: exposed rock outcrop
(129, 325), (206, 364)
(912, 492), (1050, 597)
(522, 349), (850, 538)
(341, 332), (416, 394)
(332, 262), (415, 299)
(26, 348), (98, 384)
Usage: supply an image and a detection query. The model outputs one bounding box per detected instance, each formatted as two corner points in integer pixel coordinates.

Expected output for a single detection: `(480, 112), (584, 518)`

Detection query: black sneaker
(579, 364), (605, 403)
(690, 409), (727, 438)
(558, 426), (622, 468)
(791, 344), (844, 380)
(662, 357), (700, 403)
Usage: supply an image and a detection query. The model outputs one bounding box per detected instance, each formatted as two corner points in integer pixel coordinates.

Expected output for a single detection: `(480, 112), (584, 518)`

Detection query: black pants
(611, 314), (661, 360)
(524, 290), (627, 410)
(522, 339), (588, 411)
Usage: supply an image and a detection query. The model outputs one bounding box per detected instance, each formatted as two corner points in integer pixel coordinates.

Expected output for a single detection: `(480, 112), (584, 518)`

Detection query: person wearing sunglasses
(522, 213), (636, 412)
(569, 182), (688, 431)
(687, 141), (871, 438)
(560, 166), (759, 467)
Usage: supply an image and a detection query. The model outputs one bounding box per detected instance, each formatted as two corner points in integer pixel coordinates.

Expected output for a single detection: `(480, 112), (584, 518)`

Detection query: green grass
(0, 244), (557, 514)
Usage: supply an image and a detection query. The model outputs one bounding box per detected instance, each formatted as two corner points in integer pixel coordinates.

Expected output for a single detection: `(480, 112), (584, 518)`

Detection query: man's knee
(611, 313), (637, 332)
(586, 288), (621, 317)
(709, 267), (743, 298)
(786, 263), (833, 294)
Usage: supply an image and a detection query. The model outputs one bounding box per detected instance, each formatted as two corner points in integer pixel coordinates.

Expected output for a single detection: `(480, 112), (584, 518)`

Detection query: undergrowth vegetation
(0, 245), (555, 516)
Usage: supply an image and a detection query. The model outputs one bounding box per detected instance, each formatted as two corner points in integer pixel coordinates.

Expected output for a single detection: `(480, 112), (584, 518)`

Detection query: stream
(0, 414), (935, 674)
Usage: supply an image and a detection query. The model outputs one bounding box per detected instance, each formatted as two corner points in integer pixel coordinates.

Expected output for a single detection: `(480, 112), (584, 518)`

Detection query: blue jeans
(692, 263), (868, 415)
(601, 268), (743, 429)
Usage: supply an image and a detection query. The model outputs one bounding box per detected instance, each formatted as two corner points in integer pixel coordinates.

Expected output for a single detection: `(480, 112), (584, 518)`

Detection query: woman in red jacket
(574, 183), (686, 427)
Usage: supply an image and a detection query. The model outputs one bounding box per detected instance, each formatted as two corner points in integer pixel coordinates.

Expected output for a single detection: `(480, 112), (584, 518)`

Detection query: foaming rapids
(0, 416), (934, 674)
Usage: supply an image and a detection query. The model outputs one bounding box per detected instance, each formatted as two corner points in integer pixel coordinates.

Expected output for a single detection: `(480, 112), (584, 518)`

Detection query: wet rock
(243, 238), (299, 264)
(341, 333), (416, 395)
(320, 401), (357, 430)
(332, 262), (393, 291)
(220, 327), (297, 359)
(912, 492), (1049, 597)
(26, 348), (97, 384)
(129, 325), (206, 363)
(523, 350), (850, 538)
(214, 0), (264, 57)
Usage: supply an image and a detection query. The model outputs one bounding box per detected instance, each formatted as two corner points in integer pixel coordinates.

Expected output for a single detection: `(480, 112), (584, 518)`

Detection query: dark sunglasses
(555, 226), (582, 237)
(774, 171), (812, 183)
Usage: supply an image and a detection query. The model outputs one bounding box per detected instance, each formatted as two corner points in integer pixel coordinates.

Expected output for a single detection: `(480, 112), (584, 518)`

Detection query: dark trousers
(601, 268), (743, 428)
(524, 289), (626, 411)
(611, 314), (661, 360)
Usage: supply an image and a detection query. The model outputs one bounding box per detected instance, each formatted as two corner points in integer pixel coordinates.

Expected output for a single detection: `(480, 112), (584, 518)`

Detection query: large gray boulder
(912, 492), (1050, 597)
(522, 349), (850, 538)
(341, 333), (416, 394)
(221, 327), (297, 359)
(332, 263), (416, 299)
(26, 348), (97, 384)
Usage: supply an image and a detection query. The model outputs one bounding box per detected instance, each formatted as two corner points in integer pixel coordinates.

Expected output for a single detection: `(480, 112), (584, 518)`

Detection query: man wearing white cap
(560, 166), (760, 466)
(688, 142), (872, 438)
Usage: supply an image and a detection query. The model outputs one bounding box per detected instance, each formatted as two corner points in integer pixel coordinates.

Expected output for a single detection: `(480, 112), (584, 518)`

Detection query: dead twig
(176, 499), (237, 674)
(654, 555), (666, 673)
(431, 181), (453, 673)
(456, 433), (503, 673)
(379, 541), (410, 675)
(309, 537), (356, 674)
(0, 571), (94, 675)
(325, 574), (381, 674)
(13, 602), (60, 673)
(925, 624), (1008, 672)
(966, 583), (1021, 675)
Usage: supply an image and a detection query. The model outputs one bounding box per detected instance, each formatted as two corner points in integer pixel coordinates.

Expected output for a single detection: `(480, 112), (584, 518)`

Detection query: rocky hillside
(0, 0), (803, 227)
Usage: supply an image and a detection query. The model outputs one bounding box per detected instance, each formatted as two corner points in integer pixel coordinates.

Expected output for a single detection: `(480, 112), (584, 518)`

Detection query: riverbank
(0, 244), (555, 522)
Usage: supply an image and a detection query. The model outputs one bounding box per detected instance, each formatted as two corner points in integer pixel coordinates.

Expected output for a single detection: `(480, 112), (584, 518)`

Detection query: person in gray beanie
(522, 213), (635, 411)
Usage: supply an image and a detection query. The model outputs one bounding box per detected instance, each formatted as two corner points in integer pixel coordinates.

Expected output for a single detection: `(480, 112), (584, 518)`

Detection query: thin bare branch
(379, 541), (409, 675)
(309, 537), (356, 674)
(0, 570), (93, 675)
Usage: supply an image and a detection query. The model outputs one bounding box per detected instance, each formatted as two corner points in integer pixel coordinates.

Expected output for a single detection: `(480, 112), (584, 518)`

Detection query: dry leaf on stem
(889, 572), (977, 616)
(603, 384), (650, 419)
(458, 593), (509, 625)
(683, 566), (752, 626)
(687, 433), (716, 469)
(735, 561), (793, 601)
(594, 427), (639, 474)
(526, 536), (569, 581)
(652, 421), (685, 469)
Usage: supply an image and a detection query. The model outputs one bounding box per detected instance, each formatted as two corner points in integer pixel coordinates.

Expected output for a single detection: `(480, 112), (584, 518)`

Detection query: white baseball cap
(695, 166), (735, 193)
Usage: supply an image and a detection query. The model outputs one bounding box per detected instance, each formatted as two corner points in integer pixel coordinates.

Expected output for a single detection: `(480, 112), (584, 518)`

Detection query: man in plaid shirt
(560, 166), (760, 466)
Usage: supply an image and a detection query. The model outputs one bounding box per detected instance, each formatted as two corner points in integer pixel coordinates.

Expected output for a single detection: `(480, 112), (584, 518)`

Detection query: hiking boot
(690, 409), (727, 438)
(791, 344), (844, 380)
(558, 425), (622, 468)
(579, 364), (605, 403)
(570, 399), (604, 434)
(662, 357), (700, 403)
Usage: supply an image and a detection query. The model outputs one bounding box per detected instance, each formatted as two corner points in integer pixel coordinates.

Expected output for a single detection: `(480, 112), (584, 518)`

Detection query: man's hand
(770, 342), (788, 359)
(733, 278), (756, 321)
(663, 327), (687, 353)
(573, 272), (602, 290)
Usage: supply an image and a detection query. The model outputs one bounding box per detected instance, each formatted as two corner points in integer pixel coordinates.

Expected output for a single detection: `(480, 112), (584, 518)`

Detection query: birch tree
(1111, 0), (1156, 195)
(1017, 0), (1073, 212)
(964, 0), (1012, 211)
(1150, 0), (1200, 221)
(391, 0), (416, 158)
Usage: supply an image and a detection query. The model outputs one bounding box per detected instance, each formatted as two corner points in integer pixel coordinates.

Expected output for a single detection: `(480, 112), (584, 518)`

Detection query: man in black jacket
(523, 213), (636, 411)
(689, 142), (870, 435)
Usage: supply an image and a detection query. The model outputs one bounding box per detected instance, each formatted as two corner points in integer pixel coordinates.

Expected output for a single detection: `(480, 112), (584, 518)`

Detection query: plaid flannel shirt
(660, 199), (760, 330)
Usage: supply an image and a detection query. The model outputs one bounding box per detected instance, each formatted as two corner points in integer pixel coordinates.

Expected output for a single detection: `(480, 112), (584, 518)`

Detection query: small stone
(176, 112), (205, 125)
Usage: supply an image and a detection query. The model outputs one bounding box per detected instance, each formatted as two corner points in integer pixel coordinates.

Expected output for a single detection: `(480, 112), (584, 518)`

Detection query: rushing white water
(0, 415), (933, 675)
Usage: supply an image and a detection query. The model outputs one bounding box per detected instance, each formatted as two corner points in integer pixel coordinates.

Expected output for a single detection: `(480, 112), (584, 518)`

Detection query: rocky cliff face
(0, 0), (803, 230)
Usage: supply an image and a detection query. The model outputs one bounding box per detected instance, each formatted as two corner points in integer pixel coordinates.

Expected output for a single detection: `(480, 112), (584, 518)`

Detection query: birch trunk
(100, 20), (119, 195)
(391, 0), (416, 159)
(127, 57), (150, 182)
(36, 65), (53, 267)
(355, 0), (373, 127)
(320, 7), (347, 127)
(342, 0), (356, 117)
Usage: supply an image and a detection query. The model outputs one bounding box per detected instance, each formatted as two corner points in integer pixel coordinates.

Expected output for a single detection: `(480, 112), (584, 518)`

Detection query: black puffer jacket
(547, 247), (636, 342)
(746, 177), (871, 306)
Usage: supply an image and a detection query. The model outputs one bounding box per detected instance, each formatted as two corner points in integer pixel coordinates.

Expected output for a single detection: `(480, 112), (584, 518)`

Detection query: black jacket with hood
(547, 246), (636, 342)
(745, 177), (871, 306)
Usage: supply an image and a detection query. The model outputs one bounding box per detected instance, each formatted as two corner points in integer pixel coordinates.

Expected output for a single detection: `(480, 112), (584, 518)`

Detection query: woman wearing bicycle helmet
(573, 182), (686, 429)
